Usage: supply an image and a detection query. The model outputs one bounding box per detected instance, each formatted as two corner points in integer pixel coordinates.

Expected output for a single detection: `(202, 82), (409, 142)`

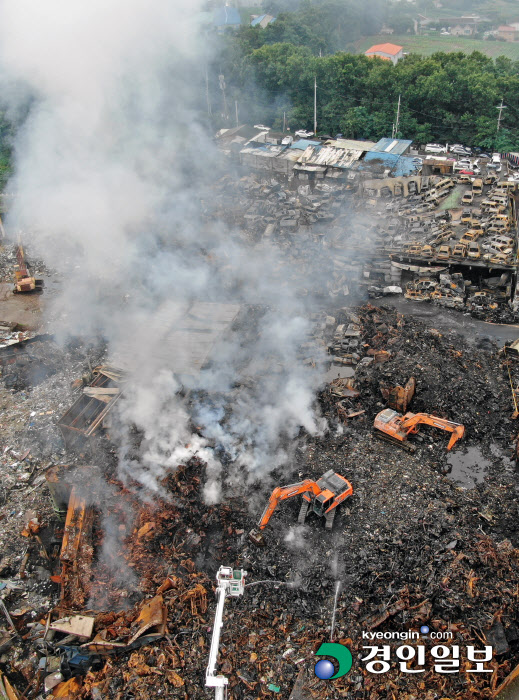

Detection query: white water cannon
(205, 566), (247, 700)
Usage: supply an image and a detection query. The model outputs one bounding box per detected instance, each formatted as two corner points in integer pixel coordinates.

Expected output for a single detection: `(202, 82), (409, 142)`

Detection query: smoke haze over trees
(213, 22), (519, 149)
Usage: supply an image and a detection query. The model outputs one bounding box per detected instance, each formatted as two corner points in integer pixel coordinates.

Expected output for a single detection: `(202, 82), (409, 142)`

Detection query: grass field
(355, 34), (519, 61)
(425, 0), (519, 20)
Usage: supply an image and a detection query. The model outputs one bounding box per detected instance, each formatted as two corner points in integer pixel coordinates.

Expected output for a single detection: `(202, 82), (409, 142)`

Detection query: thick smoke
(0, 0), (328, 500)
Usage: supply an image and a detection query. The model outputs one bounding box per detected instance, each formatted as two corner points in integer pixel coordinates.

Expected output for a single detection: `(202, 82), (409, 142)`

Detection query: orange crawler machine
(249, 469), (353, 544)
(374, 408), (465, 453)
(13, 244), (44, 293)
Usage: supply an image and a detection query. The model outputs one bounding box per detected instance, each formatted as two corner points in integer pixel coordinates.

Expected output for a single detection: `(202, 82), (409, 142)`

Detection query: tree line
(211, 38), (519, 150)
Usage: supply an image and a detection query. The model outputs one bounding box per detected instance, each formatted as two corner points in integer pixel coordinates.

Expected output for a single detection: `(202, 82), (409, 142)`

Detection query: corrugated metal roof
(251, 13), (266, 26)
(298, 145), (363, 169)
(290, 139), (321, 150)
(240, 143), (287, 158)
(250, 14), (276, 28)
(370, 138), (413, 156)
(326, 138), (377, 151)
(362, 152), (416, 176)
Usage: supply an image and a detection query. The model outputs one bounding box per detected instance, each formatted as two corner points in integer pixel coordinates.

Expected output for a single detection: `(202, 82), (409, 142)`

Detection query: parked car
(492, 153), (501, 164)
(254, 124), (270, 131)
(425, 143), (446, 154)
(459, 170), (475, 176)
(466, 242), (481, 259)
(460, 231), (478, 245)
(406, 242), (423, 255)
(488, 252), (513, 265)
(295, 129), (315, 138)
(451, 145), (471, 156)
(281, 135), (293, 146)
(437, 244), (451, 260)
(452, 243), (467, 258)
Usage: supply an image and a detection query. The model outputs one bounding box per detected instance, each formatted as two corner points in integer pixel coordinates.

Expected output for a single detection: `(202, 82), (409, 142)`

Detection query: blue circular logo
(420, 625), (430, 635)
(314, 659), (335, 680)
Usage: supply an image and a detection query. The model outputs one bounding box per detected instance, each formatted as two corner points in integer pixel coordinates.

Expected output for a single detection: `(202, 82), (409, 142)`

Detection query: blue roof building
(213, 6), (242, 30)
(362, 152), (417, 176)
(370, 138), (413, 156)
(251, 14), (276, 28)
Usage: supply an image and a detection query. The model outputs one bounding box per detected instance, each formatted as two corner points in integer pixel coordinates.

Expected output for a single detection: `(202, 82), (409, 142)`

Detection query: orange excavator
(374, 408), (465, 453)
(13, 243), (44, 294)
(249, 470), (353, 545)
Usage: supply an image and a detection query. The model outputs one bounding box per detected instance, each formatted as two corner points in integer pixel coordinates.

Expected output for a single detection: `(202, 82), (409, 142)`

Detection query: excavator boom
(257, 480), (321, 530)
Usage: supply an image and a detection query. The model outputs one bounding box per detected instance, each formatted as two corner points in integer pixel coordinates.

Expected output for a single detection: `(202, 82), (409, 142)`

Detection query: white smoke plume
(0, 0), (329, 503)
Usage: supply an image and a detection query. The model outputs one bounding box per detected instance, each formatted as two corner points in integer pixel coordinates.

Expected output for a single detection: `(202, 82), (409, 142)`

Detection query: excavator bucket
(446, 425), (465, 451)
(248, 528), (265, 546)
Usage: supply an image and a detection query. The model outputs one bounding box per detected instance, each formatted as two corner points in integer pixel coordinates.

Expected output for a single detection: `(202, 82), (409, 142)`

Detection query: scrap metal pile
(205, 175), (397, 301)
(0, 302), (519, 698)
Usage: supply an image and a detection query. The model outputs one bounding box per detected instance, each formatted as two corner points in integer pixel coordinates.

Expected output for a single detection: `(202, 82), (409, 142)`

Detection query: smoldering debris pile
(2, 449), (519, 700)
(0, 305), (519, 699)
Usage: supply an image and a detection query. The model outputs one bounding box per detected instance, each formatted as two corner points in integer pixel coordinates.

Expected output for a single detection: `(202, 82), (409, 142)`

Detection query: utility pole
(283, 111), (286, 132)
(392, 94), (401, 139)
(235, 100), (239, 127)
(219, 74), (228, 121)
(205, 65), (212, 117)
(314, 75), (317, 135)
(496, 98), (507, 133)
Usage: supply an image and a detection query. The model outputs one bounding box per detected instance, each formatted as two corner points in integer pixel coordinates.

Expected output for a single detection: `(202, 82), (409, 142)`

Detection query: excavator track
(373, 429), (416, 453)
(298, 500), (309, 525)
(325, 510), (336, 530)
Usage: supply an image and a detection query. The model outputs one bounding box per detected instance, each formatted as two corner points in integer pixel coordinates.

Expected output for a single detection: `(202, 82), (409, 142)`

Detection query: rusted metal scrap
(364, 598), (408, 630)
(83, 595), (167, 654)
(329, 377), (359, 399)
(59, 488), (94, 608)
(0, 670), (26, 700)
(58, 365), (126, 451)
(495, 661), (519, 699)
(380, 376), (416, 413)
(49, 677), (82, 698)
(181, 583), (208, 616)
(60, 489), (92, 564)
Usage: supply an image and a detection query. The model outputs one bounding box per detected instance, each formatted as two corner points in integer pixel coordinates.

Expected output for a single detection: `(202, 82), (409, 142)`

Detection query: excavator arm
(401, 413), (465, 450)
(257, 480), (321, 530)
